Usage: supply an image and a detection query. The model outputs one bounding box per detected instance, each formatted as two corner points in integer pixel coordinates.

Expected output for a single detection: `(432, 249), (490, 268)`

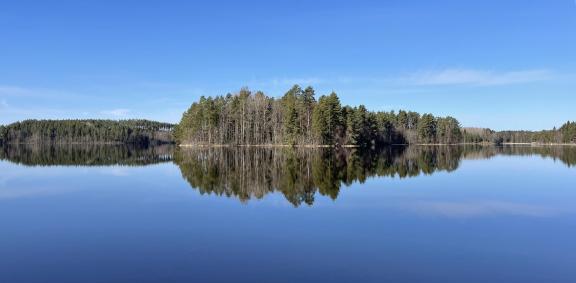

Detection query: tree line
(1, 85), (573, 147)
(174, 85), (463, 146)
(462, 121), (576, 144)
(0, 119), (175, 145)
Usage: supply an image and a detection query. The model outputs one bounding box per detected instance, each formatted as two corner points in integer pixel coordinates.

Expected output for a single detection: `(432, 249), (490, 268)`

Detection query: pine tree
(301, 86), (316, 143)
(282, 85), (302, 145)
(418, 114), (437, 144)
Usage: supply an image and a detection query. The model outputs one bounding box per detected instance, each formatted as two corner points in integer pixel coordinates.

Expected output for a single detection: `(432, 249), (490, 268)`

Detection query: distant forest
(463, 122), (576, 144)
(174, 85), (463, 146)
(0, 119), (174, 145)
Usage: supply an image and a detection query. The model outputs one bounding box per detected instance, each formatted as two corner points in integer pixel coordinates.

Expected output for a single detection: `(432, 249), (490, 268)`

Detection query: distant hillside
(0, 119), (175, 145)
(462, 123), (576, 144)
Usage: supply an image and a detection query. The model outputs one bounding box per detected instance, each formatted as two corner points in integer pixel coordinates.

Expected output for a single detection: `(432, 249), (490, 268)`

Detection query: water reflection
(0, 144), (173, 166)
(1, 144), (575, 206)
(469, 145), (576, 167)
(173, 145), (576, 206)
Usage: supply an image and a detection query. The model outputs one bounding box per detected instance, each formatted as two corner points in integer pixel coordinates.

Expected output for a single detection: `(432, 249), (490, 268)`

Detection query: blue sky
(0, 0), (575, 130)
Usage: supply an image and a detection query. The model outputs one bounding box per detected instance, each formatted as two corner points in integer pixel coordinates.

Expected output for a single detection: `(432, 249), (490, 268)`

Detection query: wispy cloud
(0, 85), (82, 98)
(101, 167), (131, 177)
(271, 77), (323, 86)
(100, 108), (131, 117)
(250, 77), (323, 88)
(247, 69), (555, 91)
(404, 201), (565, 218)
(400, 68), (553, 86)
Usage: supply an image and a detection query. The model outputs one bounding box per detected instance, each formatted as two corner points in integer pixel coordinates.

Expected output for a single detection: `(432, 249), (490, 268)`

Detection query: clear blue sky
(1, 0), (575, 130)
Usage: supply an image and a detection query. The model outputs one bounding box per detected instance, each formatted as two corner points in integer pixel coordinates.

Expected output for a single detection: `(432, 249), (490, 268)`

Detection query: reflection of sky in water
(0, 152), (575, 282)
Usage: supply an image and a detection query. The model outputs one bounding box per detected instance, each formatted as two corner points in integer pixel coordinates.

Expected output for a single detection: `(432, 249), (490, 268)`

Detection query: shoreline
(177, 143), (576, 148)
(177, 144), (348, 148)
(2, 142), (574, 147)
(1, 142), (175, 146)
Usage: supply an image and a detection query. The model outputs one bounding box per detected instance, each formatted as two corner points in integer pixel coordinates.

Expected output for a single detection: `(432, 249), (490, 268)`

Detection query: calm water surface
(1, 145), (575, 283)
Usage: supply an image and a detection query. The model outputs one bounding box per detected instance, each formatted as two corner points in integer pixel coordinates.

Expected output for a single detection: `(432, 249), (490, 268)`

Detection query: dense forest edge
(1, 85), (575, 147)
(174, 85), (463, 146)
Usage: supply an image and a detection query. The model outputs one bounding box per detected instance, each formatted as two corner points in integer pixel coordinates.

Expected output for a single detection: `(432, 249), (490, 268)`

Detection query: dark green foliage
(436, 116), (463, 144)
(175, 86), (464, 146)
(282, 85), (303, 145)
(417, 114), (437, 143)
(301, 86), (317, 143)
(560, 121), (576, 143)
(0, 119), (174, 145)
(343, 105), (378, 147)
(312, 92), (344, 145)
(0, 125), (5, 145)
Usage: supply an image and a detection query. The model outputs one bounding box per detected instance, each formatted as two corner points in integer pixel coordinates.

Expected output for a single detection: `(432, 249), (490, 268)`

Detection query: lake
(1, 145), (575, 283)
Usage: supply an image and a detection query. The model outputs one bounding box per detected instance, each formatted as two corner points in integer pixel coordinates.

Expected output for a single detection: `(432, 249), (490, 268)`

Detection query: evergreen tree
(561, 121), (576, 143)
(397, 110), (408, 129)
(418, 114), (437, 143)
(282, 85), (303, 145)
(300, 86), (316, 143)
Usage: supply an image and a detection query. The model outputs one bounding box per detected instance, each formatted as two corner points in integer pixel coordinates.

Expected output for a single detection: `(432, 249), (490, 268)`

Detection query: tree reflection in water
(1, 144), (574, 206)
(173, 145), (576, 206)
(0, 144), (173, 166)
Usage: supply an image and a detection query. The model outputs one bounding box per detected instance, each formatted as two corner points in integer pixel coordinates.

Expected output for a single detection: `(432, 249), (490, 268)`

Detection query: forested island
(0, 119), (174, 145)
(174, 85), (463, 146)
(1, 85), (575, 147)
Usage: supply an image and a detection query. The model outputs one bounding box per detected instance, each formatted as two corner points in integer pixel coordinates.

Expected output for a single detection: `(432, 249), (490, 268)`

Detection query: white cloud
(100, 108), (131, 117)
(401, 69), (553, 86)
